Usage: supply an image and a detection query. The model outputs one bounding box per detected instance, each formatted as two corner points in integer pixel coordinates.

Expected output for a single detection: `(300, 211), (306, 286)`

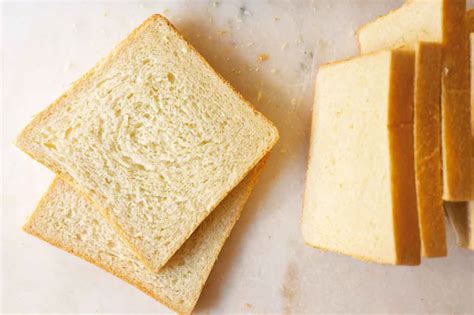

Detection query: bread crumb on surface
(281, 42), (288, 50)
(245, 303), (253, 309)
(258, 53), (269, 62)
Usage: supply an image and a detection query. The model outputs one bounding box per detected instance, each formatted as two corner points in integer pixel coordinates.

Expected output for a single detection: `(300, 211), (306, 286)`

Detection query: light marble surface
(1, 0), (473, 313)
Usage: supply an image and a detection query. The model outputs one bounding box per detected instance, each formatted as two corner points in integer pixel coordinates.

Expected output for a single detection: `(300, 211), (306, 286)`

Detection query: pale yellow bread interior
(16, 14), (278, 272)
(302, 50), (420, 265)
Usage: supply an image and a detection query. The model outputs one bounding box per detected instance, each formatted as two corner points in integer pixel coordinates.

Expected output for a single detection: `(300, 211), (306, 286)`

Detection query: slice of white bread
(23, 161), (264, 315)
(446, 10), (474, 251)
(16, 14), (278, 272)
(412, 42), (446, 257)
(302, 50), (420, 265)
(357, 0), (471, 201)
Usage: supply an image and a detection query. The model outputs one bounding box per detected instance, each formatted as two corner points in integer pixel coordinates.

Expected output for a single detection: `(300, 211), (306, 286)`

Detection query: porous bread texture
(357, 0), (471, 201)
(445, 202), (474, 250)
(302, 50), (420, 265)
(16, 14), (278, 272)
(413, 42), (446, 257)
(23, 162), (264, 315)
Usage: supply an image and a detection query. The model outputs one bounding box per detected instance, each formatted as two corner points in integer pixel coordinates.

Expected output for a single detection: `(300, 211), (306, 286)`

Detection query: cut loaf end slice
(23, 161), (265, 315)
(358, 0), (471, 201)
(302, 50), (420, 265)
(16, 14), (278, 272)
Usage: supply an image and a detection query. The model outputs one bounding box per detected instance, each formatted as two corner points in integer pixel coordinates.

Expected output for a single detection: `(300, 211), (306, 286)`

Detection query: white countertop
(2, 0), (473, 313)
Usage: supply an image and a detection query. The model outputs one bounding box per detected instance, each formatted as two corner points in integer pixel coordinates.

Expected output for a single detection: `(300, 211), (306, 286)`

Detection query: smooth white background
(1, 0), (473, 313)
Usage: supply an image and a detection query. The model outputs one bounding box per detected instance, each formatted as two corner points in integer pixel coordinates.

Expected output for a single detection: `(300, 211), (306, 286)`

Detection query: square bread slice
(302, 50), (420, 265)
(412, 42), (446, 257)
(357, 0), (471, 201)
(16, 14), (278, 272)
(23, 162), (264, 314)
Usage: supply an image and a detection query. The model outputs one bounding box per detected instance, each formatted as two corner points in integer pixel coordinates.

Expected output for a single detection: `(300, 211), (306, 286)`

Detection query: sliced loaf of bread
(302, 50), (420, 265)
(357, 0), (471, 201)
(23, 162), (264, 314)
(16, 14), (278, 272)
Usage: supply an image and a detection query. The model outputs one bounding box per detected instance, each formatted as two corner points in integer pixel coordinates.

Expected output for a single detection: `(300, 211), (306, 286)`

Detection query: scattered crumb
(236, 18), (243, 23)
(296, 35), (303, 44)
(103, 11), (109, 17)
(210, 0), (220, 8)
(245, 303), (253, 309)
(281, 42), (288, 50)
(217, 30), (228, 35)
(63, 61), (72, 72)
(246, 42), (254, 47)
(208, 16), (213, 23)
(271, 68), (278, 74)
(163, 8), (170, 14)
(291, 98), (297, 106)
(280, 148), (287, 154)
(239, 6), (251, 17)
(257, 91), (263, 101)
(258, 53), (269, 62)
(274, 16), (281, 21)
(255, 67), (260, 72)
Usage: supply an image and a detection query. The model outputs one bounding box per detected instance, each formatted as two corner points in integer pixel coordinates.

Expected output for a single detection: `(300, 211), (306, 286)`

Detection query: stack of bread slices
(302, 0), (472, 265)
(16, 15), (278, 313)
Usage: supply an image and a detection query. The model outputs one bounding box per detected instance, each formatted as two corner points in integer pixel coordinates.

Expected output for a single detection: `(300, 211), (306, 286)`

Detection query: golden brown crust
(466, 9), (474, 33)
(441, 0), (471, 201)
(413, 42), (446, 257)
(15, 14), (278, 272)
(388, 51), (420, 265)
